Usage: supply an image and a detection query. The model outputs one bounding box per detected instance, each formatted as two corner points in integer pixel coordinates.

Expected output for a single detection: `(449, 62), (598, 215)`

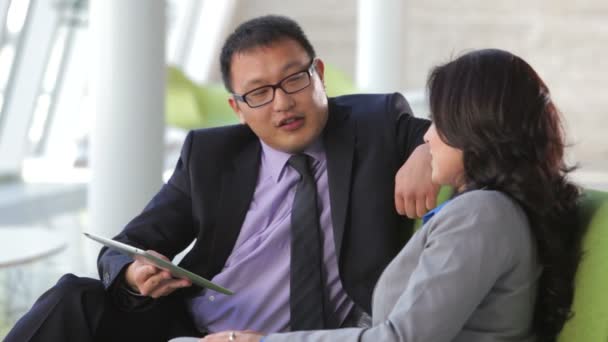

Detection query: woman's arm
(261, 191), (526, 342)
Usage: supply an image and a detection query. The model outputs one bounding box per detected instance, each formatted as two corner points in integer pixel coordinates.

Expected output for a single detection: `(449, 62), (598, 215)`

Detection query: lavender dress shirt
(187, 139), (354, 333)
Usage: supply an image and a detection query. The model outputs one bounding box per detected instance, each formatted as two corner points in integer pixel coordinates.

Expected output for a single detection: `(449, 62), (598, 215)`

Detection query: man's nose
(272, 87), (295, 111)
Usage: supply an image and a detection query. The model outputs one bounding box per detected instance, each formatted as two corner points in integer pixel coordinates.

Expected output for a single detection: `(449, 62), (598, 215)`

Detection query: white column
(182, 0), (237, 83)
(0, 0), (56, 176)
(356, 0), (405, 93)
(87, 0), (165, 272)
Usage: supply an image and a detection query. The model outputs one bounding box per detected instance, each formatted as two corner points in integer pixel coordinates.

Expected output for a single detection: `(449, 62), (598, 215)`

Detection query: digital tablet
(84, 232), (234, 295)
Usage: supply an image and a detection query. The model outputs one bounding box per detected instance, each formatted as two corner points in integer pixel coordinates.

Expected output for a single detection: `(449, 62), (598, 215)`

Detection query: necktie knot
(288, 154), (313, 178)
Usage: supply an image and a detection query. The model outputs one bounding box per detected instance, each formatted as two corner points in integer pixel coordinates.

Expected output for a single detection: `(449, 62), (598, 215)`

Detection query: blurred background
(0, 0), (606, 337)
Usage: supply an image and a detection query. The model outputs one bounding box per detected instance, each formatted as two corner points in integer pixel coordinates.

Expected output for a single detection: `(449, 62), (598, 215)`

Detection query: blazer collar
(211, 138), (261, 276)
(323, 99), (355, 259)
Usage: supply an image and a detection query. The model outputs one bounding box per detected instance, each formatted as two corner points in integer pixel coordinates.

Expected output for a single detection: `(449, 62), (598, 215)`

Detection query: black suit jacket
(99, 93), (430, 315)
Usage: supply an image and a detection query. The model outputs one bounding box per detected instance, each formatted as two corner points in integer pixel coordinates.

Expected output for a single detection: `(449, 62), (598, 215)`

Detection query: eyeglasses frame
(232, 59), (317, 108)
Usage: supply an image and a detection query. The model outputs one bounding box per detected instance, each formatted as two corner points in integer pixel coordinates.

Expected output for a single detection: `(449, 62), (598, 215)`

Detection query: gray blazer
(265, 190), (541, 342)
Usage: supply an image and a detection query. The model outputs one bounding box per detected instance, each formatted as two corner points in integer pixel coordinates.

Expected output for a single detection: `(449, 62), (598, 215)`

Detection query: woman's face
(423, 124), (465, 189)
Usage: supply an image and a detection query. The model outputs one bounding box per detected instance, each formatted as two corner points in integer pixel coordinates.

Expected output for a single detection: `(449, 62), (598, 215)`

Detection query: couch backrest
(558, 189), (608, 341)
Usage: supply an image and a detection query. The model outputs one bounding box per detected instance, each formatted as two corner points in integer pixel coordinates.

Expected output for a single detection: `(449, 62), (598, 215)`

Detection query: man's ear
(314, 58), (326, 85)
(228, 97), (246, 124)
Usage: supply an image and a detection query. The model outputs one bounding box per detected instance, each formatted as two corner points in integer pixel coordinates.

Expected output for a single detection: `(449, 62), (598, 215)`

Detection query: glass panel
(0, 0), (33, 133)
(0, 45), (14, 88)
(28, 94), (51, 146)
(42, 27), (67, 93)
(5, 0), (30, 34)
(26, 1), (85, 157)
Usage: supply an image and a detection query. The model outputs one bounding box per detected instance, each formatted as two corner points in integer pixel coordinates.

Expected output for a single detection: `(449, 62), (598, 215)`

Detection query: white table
(0, 227), (66, 268)
(0, 227), (67, 336)
(0, 181), (86, 225)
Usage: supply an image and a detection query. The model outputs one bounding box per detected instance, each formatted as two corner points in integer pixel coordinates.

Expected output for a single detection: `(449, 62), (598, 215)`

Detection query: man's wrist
(123, 284), (144, 296)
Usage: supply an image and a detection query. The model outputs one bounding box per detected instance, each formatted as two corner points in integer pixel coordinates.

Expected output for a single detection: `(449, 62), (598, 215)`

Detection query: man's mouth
(280, 117), (298, 125)
(278, 116), (304, 130)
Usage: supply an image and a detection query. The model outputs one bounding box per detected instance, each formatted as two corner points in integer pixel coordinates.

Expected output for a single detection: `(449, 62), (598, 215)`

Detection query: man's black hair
(220, 15), (316, 93)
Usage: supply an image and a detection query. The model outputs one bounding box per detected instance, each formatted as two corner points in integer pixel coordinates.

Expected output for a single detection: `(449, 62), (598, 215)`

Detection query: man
(6, 15), (435, 341)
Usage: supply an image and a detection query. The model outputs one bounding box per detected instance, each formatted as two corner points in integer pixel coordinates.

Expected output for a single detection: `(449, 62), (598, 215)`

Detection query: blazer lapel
(324, 102), (355, 260)
(210, 141), (261, 275)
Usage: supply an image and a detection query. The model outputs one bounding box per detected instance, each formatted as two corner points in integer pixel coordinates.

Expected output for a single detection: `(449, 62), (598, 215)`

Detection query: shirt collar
(421, 186), (488, 225)
(421, 200), (452, 225)
(260, 139), (325, 183)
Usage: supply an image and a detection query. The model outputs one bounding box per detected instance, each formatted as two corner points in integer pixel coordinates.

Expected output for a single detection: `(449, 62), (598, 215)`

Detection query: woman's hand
(201, 330), (265, 342)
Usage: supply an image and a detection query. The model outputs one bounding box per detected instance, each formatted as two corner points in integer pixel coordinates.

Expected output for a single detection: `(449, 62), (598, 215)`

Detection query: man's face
(228, 39), (328, 153)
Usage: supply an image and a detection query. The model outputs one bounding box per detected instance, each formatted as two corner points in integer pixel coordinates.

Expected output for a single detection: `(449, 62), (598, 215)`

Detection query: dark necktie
(288, 154), (326, 330)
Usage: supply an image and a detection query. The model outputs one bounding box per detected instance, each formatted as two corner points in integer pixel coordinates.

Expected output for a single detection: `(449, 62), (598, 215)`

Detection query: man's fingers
(132, 264), (161, 290)
(130, 249), (194, 298)
(146, 250), (171, 261)
(147, 278), (190, 298)
(394, 143), (435, 218)
(125, 250), (176, 293)
(399, 192), (438, 218)
(404, 198), (417, 218)
(125, 262), (158, 292)
(139, 270), (171, 296)
(143, 270), (192, 298)
(397, 190), (416, 218)
(394, 193), (406, 215)
(135, 264), (157, 280)
(426, 192), (437, 211)
(414, 196), (424, 218)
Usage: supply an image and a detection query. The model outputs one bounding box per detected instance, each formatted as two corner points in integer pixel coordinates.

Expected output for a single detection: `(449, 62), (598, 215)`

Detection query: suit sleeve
(97, 131), (198, 302)
(389, 92), (430, 163)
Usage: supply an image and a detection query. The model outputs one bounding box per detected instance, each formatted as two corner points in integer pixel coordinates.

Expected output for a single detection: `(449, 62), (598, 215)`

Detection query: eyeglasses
(232, 60), (316, 108)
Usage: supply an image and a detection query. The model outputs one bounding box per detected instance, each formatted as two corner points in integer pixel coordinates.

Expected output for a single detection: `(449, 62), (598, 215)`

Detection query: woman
(203, 49), (583, 342)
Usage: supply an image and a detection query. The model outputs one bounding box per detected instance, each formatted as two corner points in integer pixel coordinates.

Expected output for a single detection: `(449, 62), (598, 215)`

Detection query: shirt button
(209, 295), (215, 302)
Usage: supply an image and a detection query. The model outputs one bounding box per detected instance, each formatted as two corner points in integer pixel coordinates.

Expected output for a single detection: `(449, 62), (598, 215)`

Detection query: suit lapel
(211, 141), (261, 275)
(324, 102), (355, 260)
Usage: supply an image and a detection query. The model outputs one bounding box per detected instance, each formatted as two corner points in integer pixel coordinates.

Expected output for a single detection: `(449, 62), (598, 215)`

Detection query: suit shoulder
(328, 93), (415, 140)
(455, 189), (520, 210)
(330, 93), (412, 117)
(438, 190), (530, 238)
(189, 124), (254, 141)
(188, 124), (257, 152)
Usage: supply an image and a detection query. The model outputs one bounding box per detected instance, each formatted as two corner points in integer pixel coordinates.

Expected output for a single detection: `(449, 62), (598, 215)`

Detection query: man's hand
(201, 330), (264, 342)
(394, 144), (440, 218)
(124, 250), (192, 298)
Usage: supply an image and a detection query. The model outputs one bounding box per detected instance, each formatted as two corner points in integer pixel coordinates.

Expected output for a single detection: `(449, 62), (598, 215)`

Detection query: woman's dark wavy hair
(427, 49), (583, 341)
